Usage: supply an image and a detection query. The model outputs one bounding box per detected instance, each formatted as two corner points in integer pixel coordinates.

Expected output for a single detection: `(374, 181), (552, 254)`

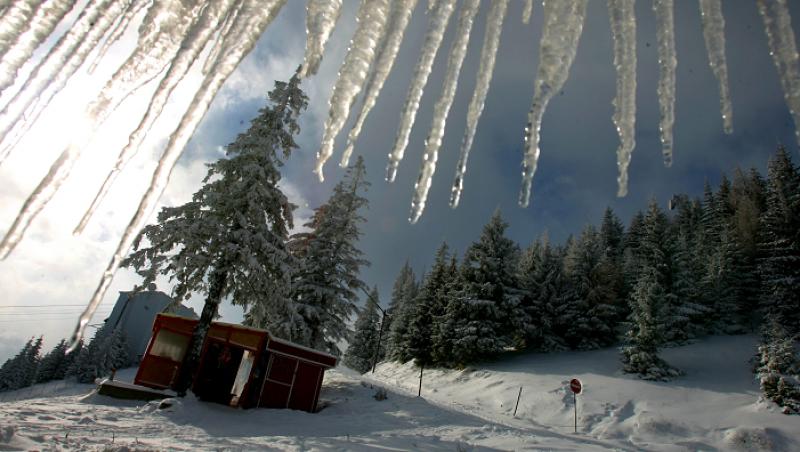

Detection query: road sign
(570, 378), (582, 394)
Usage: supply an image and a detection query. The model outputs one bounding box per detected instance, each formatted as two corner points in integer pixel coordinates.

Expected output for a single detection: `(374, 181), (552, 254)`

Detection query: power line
(0, 304), (114, 309)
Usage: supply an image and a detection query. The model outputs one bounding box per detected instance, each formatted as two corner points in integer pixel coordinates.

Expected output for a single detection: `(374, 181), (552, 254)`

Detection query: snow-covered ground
(0, 335), (798, 451)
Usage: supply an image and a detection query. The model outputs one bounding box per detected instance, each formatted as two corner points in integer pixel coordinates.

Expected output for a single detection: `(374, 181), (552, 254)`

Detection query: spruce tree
(758, 147), (800, 337)
(621, 268), (679, 380)
(562, 225), (618, 349)
(0, 337), (42, 391)
(36, 339), (68, 384)
(756, 318), (800, 414)
(447, 210), (522, 366)
(386, 263), (418, 362)
(287, 156), (370, 355)
(121, 75), (307, 394)
(344, 287), (382, 373)
(407, 243), (451, 367)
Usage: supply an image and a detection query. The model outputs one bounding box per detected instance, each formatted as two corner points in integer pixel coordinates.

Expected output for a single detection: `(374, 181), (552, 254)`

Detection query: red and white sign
(569, 378), (582, 394)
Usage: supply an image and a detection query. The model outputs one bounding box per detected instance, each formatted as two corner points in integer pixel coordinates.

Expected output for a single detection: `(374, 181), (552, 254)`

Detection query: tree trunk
(174, 267), (227, 396)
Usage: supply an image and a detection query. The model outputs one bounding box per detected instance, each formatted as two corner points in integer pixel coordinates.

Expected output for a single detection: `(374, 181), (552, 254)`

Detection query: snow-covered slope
(0, 335), (797, 451)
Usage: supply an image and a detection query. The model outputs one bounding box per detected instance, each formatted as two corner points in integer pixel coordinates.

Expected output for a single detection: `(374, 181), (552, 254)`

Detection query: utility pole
(359, 286), (388, 373)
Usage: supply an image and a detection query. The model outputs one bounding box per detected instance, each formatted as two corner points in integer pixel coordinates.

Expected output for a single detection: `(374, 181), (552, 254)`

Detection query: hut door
(194, 340), (243, 405)
(287, 362), (322, 412)
(258, 354), (298, 409)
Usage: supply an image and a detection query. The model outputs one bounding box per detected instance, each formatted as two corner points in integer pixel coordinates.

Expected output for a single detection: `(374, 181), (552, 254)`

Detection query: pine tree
(70, 327), (131, 383)
(386, 262), (419, 362)
(36, 339), (68, 384)
(406, 243), (451, 367)
(0, 337), (42, 391)
(344, 287), (382, 374)
(621, 268), (679, 380)
(388, 264), (418, 363)
(562, 225), (618, 349)
(121, 75), (307, 394)
(758, 147), (800, 337)
(287, 156), (370, 355)
(431, 254), (461, 366)
(447, 210), (522, 366)
(756, 318), (800, 414)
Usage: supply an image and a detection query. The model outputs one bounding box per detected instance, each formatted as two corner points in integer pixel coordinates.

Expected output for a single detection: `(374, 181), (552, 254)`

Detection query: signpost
(569, 378), (582, 433)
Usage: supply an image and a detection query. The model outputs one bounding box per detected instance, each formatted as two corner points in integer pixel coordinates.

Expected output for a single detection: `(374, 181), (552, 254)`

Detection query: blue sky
(1, 0), (799, 361)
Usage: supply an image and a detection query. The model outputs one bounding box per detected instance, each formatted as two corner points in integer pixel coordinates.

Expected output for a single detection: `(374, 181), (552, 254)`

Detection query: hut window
(150, 329), (190, 361)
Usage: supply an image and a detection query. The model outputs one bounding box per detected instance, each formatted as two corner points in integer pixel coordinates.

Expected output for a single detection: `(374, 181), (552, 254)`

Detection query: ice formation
(522, 0), (533, 25)
(0, 0), (797, 347)
(299, 0), (342, 78)
(313, 0), (391, 182)
(409, 0), (480, 223)
(757, 0), (800, 149)
(519, 0), (587, 208)
(608, 0), (637, 198)
(699, 0), (733, 134)
(385, 0), (456, 183)
(654, 0), (676, 168)
(450, 0), (508, 208)
(341, 0), (418, 168)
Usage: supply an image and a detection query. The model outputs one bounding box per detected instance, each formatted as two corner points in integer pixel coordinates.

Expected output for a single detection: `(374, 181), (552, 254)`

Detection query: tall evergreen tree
(562, 225), (619, 349)
(0, 337), (42, 391)
(288, 156), (370, 355)
(35, 339), (68, 384)
(344, 286), (382, 374)
(759, 147), (800, 337)
(756, 317), (800, 414)
(446, 210), (522, 366)
(407, 243), (451, 367)
(386, 263), (419, 362)
(121, 75), (307, 394)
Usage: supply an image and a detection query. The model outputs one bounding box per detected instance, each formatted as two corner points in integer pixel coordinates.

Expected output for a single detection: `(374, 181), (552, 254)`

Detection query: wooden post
(573, 392), (577, 433)
(513, 386), (523, 416)
(417, 364), (424, 397)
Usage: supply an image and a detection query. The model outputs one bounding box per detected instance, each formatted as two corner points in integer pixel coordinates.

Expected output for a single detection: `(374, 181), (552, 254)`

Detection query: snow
(1, 335), (797, 451)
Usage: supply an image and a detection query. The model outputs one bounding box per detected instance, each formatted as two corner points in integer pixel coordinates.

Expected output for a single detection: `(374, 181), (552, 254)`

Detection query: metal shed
(134, 314), (337, 412)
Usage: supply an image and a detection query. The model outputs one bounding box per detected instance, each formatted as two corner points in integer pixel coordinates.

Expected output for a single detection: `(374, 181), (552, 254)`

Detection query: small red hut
(134, 314), (337, 412)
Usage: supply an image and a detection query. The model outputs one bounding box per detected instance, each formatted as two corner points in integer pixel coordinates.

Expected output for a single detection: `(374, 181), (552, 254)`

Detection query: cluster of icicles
(0, 0), (798, 348)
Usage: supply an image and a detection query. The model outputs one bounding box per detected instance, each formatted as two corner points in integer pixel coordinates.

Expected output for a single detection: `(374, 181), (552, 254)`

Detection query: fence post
(417, 364), (424, 397)
(513, 386), (523, 416)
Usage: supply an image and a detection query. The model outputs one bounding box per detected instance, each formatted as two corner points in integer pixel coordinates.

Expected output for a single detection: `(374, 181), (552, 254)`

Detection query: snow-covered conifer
(385, 261), (418, 361)
(0, 337), (42, 391)
(35, 339), (68, 384)
(344, 287), (382, 373)
(288, 156), (370, 355)
(756, 318), (800, 414)
(446, 210), (522, 366)
(121, 75), (307, 394)
(758, 147), (800, 337)
(405, 243), (451, 367)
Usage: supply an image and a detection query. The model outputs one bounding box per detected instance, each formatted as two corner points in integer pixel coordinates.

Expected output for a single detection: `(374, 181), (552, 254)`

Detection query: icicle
(0, 0), (42, 61)
(68, 0), (287, 350)
(409, 0), (479, 224)
(0, 0), (207, 250)
(427, 0), (437, 14)
(522, 0), (533, 24)
(203, 3), (242, 75)
(298, 0), (342, 78)
(386, 0), (456, 183)
(0, 0), (77, 94)
(340, 0), (418, 168)
(86, 0), (207, 126)
(450, 0), (508, 208)
(75, 0), (240, 235)
(0, 0), (129, 165)
(519, 0), (586, 207)
(699, 0), (733, 134)
(757, 0), (800, 149)
(654, 0), (676, 168)
(314, 0), (391, 182)
(609, 0), (637, 198)
(87, 0), (150, 74)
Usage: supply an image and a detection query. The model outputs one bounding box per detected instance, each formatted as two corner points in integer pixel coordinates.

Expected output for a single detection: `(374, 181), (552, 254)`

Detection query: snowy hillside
(1, 335), (798, 451)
